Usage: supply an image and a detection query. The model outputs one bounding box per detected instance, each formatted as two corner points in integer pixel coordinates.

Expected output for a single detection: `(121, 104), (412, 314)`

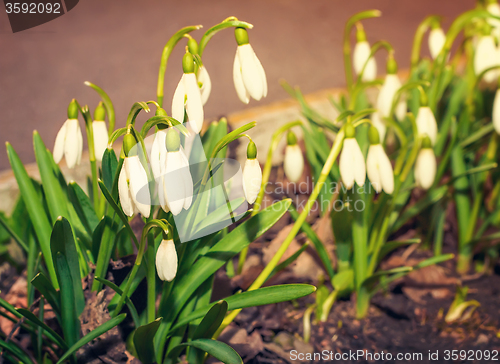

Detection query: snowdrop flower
(428, 25), (446, 60)
(92, 102), (108, 162)
(233, 27), (267, 104)
(150, 108), (169, 181)
(474, 35), (500, 83)
(339, 124), (366, 190)
(172, 52), (204, 133)
(414, 136), (436, 190)
(366, 126), (394, 194)
(353, 27), (377, 82)
(118, 133), (151, 218)
(284, 131), (304, 183)
(242, 141), (262, 204)
(493, 87), (500, 134)
(53, 99), (83, 169)
(155, 238), (177, 282)
(416, 106), (438, 145)
(160, 128), (193, 215)
(371, 111), (387, 142)
(377, 57), (406, 121)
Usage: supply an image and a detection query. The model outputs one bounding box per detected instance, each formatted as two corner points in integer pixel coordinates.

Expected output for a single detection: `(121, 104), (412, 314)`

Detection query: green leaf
(167, 339), (242, 364)
(16, 308), (67, 350)
(332, 269), (354, 294)
(361, 267), (413, 291)
(133, 318), (162, 364)
(6, 142), (57, 288)
(31, 273), (60, 315)
(268, 242), (309, 280)
(51, 217), (85, 316)
(102, 148), (119, 193)
(0, 339), (33, 364)
(68, 182), (99, 235)
(378, 239), (421, 264)
(0, 212), (28, 251)
(56, 314), (126, 364)
(193, 300), (228, 340)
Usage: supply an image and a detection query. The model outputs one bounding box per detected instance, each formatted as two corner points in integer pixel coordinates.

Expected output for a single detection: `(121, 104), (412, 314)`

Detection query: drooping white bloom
(53, 118), (83, 169)
(155, 239), (178, 282)
(377, 74), (406, 121)
(414, 148), (436, 190)
(371, 112), (387, 142)
(416, 106), (438, 145)
(198, 66), (212, 105)
(161, 148), (193, 215)
(353, 40), (377, 82)
(339, 138), (366, 190)
(493, 89), (500, 134)
(172, 73), (204, 133)
(118, 155), (151, 217)
(92, 121), (108, 162)
(428, 27), (446, 60)
(284, 144), (304, 183)
(474, 35), (500, 83)
(233, 43), (267, 104)
(366, 144), (394, 194)
(242, 158), (262, 204)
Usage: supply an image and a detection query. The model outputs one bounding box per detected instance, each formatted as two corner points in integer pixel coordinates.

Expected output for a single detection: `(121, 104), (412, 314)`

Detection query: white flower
(414, 148), (436, 190)
(474, 35), (500, 83)
(339, 138), (366, 189)
(416, 106), (438, 145)
(371, 112), (387, 142)
(172, 73), (204, 133)
(150, 130), (167, 181)
(353, 40), (377, 82)
(284, 144), (304, 183)
(155, 239), (177, 282)
(233, 43), (267, 104)
(366, 144), (394, 194)
(377, 74), (406, 121)
(242, 158), (262, 204)
(92, 121), (108, 162)
(198, 66), (212, 105)
(118, 155), (151, 217)
(160, 148), (193, 215)
(53, 118), (83, 169)
(493, 89), (500, 134)
(428, 27), (446, 59)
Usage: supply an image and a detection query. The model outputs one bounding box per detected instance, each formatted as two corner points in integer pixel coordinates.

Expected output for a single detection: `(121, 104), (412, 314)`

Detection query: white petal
(76, 122), (83, 165)
(164, 151), (187, 215)
(92, 121), (108, 162)
(395, 99), (407, 121)
(184, 73), (204, 133)
(487, 3), (500, 39)
(172, 74), (186, 123)
(127, 156), (151, 218)
(198, 66), (212, 105)
(242, 159), (262, 204)
(238, 44), (265, 101)
(351, 139), (366, 187)
(474, 36), (499, 82)
(284, 145), (304, 183)
(377, 74), (402, 118)
(376, 145), (394, 194)
(64, 119), (80, 169)
(353, 41), (377, 82)
(252, 47), (268, 97)
(233, 49), (250, 104)
(53, 120), (68, 163)
(371, 112), (387, 141)
(493, 89), (500, 134)
(118, 162), (135, 217)
(179, 149), (193, 209)
(415, 149), (436, 189)
(366, 145), (382, 193)
(151, 130), (167, 181)
(429, 28), (446, 60)
(339, 139), (355, 190)
(416, 107), (438, 145)
(155, 239), (178, 282)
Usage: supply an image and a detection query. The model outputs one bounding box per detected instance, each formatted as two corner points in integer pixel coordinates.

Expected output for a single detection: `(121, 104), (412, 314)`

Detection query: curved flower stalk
(283, 131), (304, 183)
(366, 126), (394, 194)
(428, 24), (446, 60)
(416, 105), (438, 145)
(474, 34), (500, 83)
(353, 25), (377, 81)
(339, 124), (366, 189)
(172, 52), (204, 133)
(92, 102), (108, 162)
(233, 27), (268, 104)
(160, 128), (193, 215)
(118, 132), (151, 217)
(242, 141), (262, 204)
(156, 233), (178, 282)
(53, 99), (83, 169)
(493, 86), (500, 134)
(414, 136), (436, 190)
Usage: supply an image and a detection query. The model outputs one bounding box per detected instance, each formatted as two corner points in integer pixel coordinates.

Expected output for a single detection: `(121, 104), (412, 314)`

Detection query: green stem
(410, 15), (441, 70)
(198, 18), (253, 57)
(146, 244), (156, 323)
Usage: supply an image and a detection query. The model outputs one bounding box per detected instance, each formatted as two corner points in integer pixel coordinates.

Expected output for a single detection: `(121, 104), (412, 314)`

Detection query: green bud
(247, 141), (257, 159)
(356, 26), (367, 42)
(421, 135), (432, 149)
(123, 133), (137, 157)
(187, 37), (199, 55)
(419, 90), (428, 107)
(430, 19), (441, 30)
(67, 99), (79, 119)
(166, 128), (180, 152)
(344, 123), (356, 139)
(94, 102), (106, 121)
(182, 52), (195, 74)
(235, 27), (249, 46)
(287, 131), (298, 146)
(155, 107), (168, 117)
(386, 54), (398, 74)
(162, 228), (173, 241)
(368, 126), (380, 145)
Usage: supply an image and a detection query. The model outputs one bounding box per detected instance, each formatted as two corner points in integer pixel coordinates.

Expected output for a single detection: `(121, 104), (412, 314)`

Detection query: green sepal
(182, 52), (195, 74)
(235, 27), (249, 45)
(166, 128), (180, 151)
(287, 131), (298, 146)
(247, 141), (257, 159)
(67, 99), (79, 119)
(368, 126), (380, 145)
(94, 102), (106, 121)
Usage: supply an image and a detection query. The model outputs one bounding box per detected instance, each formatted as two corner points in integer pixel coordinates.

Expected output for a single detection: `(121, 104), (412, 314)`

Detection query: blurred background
(0, 0), (472, 171)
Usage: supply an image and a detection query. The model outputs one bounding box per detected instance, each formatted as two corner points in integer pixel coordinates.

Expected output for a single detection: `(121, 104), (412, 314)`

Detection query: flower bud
(182, 52), (195, 74)
(414, 137), (436, 190)
(67, 99), (79, 119)
(284, 131), (304, 183)
(155, 239), (178, 282)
